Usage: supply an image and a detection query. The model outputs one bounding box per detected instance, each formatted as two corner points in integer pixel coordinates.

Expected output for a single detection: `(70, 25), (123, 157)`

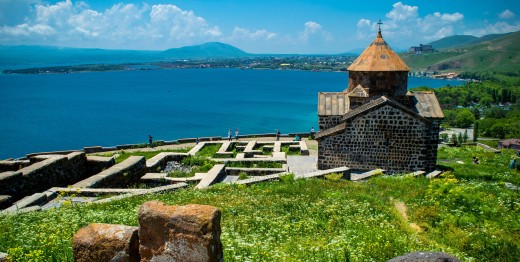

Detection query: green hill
(401, 31), (520, 73)
(428, 35), (477, 49)
(162, 42), (249, 58)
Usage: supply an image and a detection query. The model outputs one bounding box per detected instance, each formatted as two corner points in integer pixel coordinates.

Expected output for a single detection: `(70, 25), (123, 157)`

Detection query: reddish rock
(138, 201), (223, 262)
(73, 223), (139, 262)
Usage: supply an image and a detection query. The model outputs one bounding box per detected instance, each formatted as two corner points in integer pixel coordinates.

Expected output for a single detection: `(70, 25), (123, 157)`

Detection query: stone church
(315, 27), (444, 173)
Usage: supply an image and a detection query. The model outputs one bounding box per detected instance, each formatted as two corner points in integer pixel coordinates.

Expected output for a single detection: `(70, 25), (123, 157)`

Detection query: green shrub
(238, 172), (249, 180)
(279, 173), (295, 183)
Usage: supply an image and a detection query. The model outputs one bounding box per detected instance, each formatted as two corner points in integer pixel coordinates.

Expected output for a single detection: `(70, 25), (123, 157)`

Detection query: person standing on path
(228, 129), (232, 141)
(235, 128), (239, 141)
(148, 135), (153, 148)
(276, 129), (281, 141)
(310, 126), (315, 139)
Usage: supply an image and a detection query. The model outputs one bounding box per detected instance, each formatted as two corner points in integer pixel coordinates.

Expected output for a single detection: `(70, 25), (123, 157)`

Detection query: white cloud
(356, 2), (467, 46)
(433, 12), (464, 22)
(464, 21), (520, 37)
(0, 0), (222, 49)
(499, 9), (515, 19)
(227, 27), (277, 40)
(386, 2), (418, 21)
(357, 19), (371, 28)
(300, 21), (322, 41)
(425, 26), (454, 41)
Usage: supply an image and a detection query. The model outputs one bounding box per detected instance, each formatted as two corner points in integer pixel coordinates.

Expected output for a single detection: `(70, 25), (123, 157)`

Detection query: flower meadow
(0, 146), (519, 261)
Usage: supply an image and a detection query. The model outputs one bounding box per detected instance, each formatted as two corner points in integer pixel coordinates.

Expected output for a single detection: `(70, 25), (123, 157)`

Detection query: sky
(0, 0), (519, 54)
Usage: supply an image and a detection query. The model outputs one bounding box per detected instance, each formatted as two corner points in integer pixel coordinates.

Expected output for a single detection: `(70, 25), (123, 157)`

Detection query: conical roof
(347, 29), (409, 72)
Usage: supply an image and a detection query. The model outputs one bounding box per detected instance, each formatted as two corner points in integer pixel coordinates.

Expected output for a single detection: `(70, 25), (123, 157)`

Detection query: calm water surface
(0, 69), (464, 158)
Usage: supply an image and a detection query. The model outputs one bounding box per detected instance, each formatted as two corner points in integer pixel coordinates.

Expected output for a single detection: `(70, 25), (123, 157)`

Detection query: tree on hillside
(490, 123), (509, 139)
(452, 133), (458, 146)
(455, 109), (476, 128)
(473, 122), (479, 142)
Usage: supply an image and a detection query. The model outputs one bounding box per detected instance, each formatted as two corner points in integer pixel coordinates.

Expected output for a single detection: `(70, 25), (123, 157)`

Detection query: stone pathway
(286, 155), (317, 175)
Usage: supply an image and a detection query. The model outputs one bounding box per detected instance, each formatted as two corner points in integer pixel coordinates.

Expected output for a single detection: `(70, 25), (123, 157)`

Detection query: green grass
(195, 143), (221, 158)
(281, 144), (301, 156)
(1, 146), (519, 261)
(477, 139), (499, 148)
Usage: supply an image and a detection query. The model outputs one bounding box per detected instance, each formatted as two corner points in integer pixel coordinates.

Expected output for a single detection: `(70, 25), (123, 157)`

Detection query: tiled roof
(318, 92), (350, 116)
(411, 91), (444, 118)
(347, 30), (409, 72)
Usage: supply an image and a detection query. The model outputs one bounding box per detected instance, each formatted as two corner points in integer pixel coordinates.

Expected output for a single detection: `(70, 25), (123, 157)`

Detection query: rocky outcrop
(73, 223), (139, 262)
(138, 201), (223, 262)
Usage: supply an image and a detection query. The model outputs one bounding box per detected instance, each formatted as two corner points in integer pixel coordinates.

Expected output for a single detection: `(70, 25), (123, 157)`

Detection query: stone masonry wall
(318, 116), (343, 130)
(318, 105), (439, 173)
(347, 71), (408, 99)
(0, 152), (88, 202)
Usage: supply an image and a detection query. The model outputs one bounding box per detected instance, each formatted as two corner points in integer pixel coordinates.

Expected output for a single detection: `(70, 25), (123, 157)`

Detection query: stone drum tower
(316, 26), (444, 173)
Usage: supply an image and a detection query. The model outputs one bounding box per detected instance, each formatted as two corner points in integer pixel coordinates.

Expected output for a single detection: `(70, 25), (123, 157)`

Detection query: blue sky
(1, 0), (519, 53)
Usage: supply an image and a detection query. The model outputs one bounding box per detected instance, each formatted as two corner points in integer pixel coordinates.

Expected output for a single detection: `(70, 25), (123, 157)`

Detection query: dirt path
(394, 200), (422, 233)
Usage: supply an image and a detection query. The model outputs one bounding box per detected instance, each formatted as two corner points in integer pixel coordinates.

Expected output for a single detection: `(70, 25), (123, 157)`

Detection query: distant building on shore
(408, 44), (435, 54)
(316, 27), (444, 173)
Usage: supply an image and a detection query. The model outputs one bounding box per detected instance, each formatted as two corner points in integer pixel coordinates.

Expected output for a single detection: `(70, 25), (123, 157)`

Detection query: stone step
(426, 170), (442, 179)
(411, 170), (426, 177)
(351, 169), (385, 181)
(295, 166), (350, 179)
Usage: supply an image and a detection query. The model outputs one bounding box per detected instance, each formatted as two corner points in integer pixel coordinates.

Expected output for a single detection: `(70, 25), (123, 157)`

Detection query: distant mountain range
(2, 31), (519, 73)
(0, 42), (252, 67)
(401, 31), (520, 73)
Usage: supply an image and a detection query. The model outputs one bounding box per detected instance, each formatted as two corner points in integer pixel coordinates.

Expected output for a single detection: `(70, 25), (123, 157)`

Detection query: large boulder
(138, 201), (223, 262)
(73, 223), (139, 262)
(388, 251), (461, 262)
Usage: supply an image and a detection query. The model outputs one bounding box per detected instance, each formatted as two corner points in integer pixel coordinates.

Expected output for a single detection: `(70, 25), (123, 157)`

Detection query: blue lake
(0, 69), (464, 159)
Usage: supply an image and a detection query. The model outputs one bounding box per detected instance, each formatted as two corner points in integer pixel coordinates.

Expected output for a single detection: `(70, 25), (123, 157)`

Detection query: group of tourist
(227, 128), (239, 141)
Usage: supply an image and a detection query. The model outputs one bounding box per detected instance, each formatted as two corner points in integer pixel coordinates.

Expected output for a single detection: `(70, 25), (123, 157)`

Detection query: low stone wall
(73, 201), (223, 262)
(0, 152), (88, 202)
(145, 152), (188, 171)
(195, 164), (226, 189)
(0, 160), (29, 172)
(86, 156), (116, 176)
(72, 156), (146, 188)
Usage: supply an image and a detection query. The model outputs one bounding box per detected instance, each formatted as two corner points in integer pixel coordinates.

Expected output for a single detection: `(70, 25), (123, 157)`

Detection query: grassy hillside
(1, 146), (519, 261)
(428, 35), (477, 49)
(401, 31), (520, 73)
